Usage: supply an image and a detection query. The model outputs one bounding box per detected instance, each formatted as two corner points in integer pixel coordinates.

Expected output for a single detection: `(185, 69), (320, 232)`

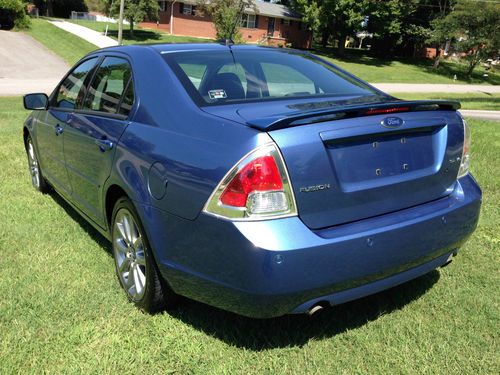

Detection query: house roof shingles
(178, 0), (303, 21)
(253, 1), (302, 20)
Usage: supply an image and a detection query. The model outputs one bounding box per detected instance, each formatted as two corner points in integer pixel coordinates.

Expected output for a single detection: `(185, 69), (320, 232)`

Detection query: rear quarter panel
(104, 47), (268, 224)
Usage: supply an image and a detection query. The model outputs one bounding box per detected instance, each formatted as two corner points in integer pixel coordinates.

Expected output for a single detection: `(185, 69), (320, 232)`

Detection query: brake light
(220, 155), (283, 207)
(204, 143), (297, 220)
(365, 107), (410, 115)
(457, 118), (471, 178)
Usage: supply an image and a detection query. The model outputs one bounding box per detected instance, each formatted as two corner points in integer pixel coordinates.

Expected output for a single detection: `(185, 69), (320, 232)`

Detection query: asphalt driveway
(0, 30), (68, 96)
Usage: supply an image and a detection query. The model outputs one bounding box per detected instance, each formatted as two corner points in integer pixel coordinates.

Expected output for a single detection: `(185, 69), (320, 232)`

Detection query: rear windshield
(162, 48), (379, 106)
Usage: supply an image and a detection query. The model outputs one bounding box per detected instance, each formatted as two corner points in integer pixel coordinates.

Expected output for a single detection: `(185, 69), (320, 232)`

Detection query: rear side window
(179, 63), (206, 89)
(55, 58), (97, 109)
(118, 79), (134, 116)
(84, 57), (134, 115)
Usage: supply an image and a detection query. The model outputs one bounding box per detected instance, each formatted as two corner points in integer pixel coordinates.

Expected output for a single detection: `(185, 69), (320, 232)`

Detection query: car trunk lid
(203, 99), (464, 229)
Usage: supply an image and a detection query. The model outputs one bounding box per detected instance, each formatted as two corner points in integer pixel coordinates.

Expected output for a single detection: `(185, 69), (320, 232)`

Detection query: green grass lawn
(315, 47), (500, 85)
(26, 19), (500, 86)
(392, 93), (500, 111)
(69, 19), (213, 45)
(25, 19), (97, 65)
(0, 97), (498, 373)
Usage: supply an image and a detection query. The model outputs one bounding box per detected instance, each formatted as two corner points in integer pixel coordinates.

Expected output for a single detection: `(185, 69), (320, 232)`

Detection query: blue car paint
(138, 174), (480, 318)
(25, 44), (482, 318)
(268, 111), (463, 229)
(35, 109), (73, 195)
(65, 112), (128, 227)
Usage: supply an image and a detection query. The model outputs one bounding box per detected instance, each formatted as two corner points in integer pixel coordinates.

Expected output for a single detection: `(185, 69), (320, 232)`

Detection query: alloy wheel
(113, 208), (147, 301)
(27, 139), (40, 189)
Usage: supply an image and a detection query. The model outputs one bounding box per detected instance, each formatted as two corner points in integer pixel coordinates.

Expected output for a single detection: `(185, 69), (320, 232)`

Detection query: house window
(182, 4), (195, 15)
(282, 18), (291, 26)
(240, 14), (256, 29)
(158, 1), (165, 12)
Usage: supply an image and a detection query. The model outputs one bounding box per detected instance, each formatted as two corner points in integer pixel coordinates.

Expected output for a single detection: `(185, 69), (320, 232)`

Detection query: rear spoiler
(247, 100), (460, 131)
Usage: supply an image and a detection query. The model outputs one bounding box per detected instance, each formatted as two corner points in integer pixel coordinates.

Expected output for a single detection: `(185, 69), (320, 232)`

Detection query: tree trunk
(433, 54), (441, 69)
(337, 34), (347, 56)
(46, 0), (53, 17)
(433, 44), (443, 69)
(466, 50), (480, 77)
(129, 20), (134, 39)
(466, 59), (478, 77)
(321, 29), (330, 47)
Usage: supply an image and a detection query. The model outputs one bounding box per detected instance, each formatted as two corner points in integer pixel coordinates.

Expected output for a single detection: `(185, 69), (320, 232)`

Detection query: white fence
(70, 11), (129, 24)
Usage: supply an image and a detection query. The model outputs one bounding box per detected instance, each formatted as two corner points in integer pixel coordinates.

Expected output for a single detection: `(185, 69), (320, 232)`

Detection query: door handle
(55, 124), (64, 136)
(95, 138), (114, 152)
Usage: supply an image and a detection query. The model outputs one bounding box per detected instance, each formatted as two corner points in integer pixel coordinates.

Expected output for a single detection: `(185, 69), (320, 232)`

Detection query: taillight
(457, 118), (471, 178)
(365, 107), (410, 115)
(204, 143), (297, 220)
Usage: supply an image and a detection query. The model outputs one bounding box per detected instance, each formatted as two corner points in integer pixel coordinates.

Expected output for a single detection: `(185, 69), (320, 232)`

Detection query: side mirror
(23, 93), (49, 110)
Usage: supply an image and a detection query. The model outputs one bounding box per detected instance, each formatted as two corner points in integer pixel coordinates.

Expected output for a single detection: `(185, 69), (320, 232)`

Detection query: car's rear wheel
(26, 135), (49, 193)
(111, 197), (177, 313)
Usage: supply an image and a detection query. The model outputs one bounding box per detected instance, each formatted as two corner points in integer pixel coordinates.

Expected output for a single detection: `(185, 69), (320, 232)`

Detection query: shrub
(0, 0), (30, 29)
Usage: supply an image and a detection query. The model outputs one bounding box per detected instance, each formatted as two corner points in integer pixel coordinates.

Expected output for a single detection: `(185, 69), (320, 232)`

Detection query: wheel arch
(23, 127), (30, 149)
(105, 184), (129, 229)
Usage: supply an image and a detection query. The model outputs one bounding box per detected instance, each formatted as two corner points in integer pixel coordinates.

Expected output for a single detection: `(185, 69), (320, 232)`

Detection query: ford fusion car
(22, 44), (481, 318)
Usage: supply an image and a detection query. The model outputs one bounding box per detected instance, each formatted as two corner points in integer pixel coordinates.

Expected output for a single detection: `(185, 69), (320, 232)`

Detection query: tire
(26, 135), (50, 193)
(111, 197), (178, 313)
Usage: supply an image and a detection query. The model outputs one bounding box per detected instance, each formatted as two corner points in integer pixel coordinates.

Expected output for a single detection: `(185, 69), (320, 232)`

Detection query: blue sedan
(23, 44), (481, 318)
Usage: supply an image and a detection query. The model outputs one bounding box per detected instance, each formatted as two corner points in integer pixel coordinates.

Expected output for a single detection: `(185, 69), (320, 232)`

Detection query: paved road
(48, 20), (118, 48)
(0, 30), (69, 96)
(459, 110), (500, 121)
(1, 25), (499, 122)
(373, 83), (500, 94)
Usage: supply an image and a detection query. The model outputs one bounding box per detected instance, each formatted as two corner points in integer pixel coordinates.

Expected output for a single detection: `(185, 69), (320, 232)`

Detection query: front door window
(54, 58), (98, 110)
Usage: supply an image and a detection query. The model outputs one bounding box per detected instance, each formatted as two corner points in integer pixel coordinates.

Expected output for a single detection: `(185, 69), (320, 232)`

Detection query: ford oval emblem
(382, 117), (405, 128)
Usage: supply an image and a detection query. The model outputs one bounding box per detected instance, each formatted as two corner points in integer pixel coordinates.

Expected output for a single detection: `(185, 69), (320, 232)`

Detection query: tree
(443, 0), (500, 77)
(289, 0), (367, 54)
(85, 0), (106, 13)
(426, 0), (455, 68)
(106, 0), (158, 38)
(364, 0), (421, 57)
(197, 0), (255, 42)
(33, 0), (87, 18)
(0, 0), (30, 29)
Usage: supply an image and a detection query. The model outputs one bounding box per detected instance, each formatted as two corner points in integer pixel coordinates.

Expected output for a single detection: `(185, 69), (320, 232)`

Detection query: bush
(0, 0), (30, 29)
(33, 0), (87, 18)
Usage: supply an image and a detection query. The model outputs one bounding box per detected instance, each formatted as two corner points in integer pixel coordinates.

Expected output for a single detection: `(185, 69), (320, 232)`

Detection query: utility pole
(118, 0), (125, 45)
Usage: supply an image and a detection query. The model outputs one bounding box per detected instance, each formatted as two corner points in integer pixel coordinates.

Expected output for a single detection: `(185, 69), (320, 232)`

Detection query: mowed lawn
(0, 96), (498, 374)
(26, 19), (97, 65)
(393, 92), (500, 111)
(25, 19), (500, 85)
(70, 19), (213, 45)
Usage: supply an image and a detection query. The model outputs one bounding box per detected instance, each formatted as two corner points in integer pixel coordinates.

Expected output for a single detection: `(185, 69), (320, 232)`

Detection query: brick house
(140, 0), (312, 49)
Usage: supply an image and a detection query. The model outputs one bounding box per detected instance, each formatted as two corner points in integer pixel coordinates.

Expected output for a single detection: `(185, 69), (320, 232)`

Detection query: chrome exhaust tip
(442, 251), (458, 268)
(307, 302), (329, 317)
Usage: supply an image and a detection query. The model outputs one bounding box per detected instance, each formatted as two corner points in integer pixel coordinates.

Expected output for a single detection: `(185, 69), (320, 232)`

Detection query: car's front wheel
(111, 197), (177, 313)
(26, 135), (50, 193)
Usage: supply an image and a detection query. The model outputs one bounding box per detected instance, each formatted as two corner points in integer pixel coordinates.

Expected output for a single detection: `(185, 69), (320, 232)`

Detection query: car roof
(90, 43), (302, 57)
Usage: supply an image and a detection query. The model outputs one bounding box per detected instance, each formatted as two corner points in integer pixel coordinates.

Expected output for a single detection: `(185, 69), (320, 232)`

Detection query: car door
(36, 57), (99, 196)
(63, 56), (135, 227)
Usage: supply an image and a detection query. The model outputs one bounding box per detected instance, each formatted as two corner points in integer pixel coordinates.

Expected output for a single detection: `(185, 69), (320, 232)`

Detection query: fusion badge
(300, 184), (331, 193)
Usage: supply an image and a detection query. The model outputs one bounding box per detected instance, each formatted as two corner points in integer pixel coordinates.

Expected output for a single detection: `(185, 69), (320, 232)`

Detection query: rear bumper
(147, 174), (481, 318)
